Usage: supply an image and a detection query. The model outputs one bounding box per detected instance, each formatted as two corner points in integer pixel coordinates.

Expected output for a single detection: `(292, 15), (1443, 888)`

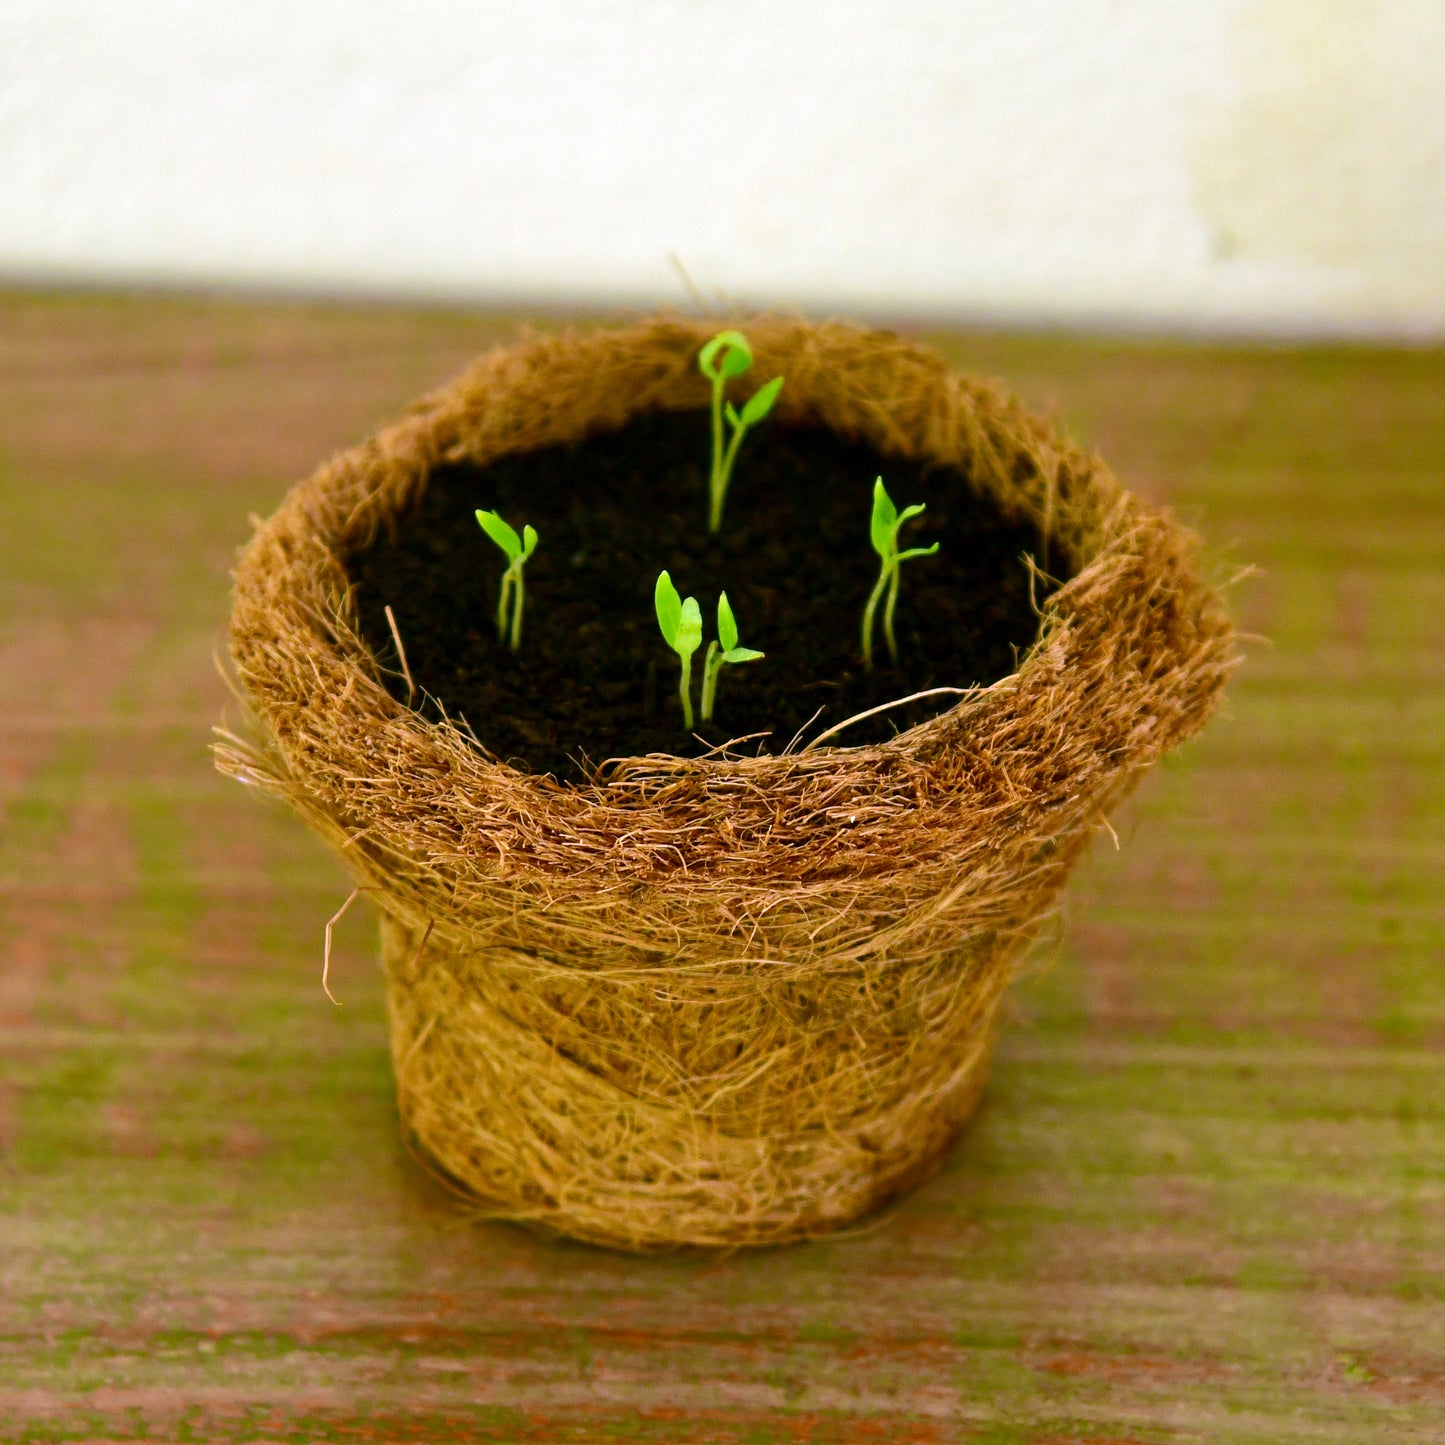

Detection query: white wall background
(3, 0), (1443, 336)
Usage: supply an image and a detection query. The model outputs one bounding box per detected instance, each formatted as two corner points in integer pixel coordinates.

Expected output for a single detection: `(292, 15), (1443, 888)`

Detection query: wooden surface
(1, 291), (1442, 1443)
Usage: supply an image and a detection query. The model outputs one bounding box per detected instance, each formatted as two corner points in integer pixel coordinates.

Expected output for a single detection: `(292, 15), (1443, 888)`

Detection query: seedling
(861, 477), (939, 669)
(654, 570), (703, 729)
(475, 509), (538, 651)
(700, 591), (764, 723)
(697, 330), (784, 534)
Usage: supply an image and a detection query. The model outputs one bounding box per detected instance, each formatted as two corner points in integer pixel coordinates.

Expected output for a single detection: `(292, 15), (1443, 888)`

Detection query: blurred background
(4, 0), (1443, 336)
(5, 6), (1445, 1441)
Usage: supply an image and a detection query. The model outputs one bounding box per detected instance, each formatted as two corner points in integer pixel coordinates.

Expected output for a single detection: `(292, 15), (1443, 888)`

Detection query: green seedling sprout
(697, 329), (784, 534)
(475, 509), (538, 651)
(861, 477), (939, 670)
(654, 570), (703, 729)
(700, 591), (764, 723)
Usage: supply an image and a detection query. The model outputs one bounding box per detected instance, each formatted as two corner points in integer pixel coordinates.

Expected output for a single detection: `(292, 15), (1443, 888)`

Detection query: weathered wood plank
(1, 292), (1442, 1443)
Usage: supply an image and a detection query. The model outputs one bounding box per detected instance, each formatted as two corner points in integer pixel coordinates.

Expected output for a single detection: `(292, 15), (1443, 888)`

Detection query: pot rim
(219, 313), (1235, 893)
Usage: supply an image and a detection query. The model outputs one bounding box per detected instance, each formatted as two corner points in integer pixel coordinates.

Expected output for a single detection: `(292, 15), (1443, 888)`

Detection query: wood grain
(1, 292), (1441, 1443)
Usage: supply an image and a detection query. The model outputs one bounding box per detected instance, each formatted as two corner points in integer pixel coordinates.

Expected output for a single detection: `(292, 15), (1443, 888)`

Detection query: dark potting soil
(349, 410), (1065, 782)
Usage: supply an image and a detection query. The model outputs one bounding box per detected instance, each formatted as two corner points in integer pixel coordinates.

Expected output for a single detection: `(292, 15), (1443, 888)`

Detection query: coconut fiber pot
(217, 316), (1235, 1251)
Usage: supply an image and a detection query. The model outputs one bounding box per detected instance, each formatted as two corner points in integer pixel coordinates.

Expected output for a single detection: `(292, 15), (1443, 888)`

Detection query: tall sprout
(654, 570), (703, 729)
(697, 330), (783, 534)
(476, 509), (538, 651)
(861, 478), (938, 669)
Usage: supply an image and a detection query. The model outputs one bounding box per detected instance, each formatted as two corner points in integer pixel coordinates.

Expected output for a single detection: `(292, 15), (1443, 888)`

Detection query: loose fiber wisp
(215, 316), (1237, 1251)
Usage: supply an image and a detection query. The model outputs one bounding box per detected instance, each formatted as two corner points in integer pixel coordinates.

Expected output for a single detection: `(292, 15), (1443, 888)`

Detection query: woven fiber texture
(216, 315), (1236, 1251)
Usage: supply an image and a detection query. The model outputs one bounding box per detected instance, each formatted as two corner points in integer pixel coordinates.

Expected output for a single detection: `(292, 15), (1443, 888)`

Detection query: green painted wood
(1, 292), (1441, 1444)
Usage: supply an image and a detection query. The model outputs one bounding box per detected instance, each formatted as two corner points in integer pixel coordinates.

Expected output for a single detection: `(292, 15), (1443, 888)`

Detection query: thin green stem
(708, 380), (726, 533)
(711, 422), (748, 533)
(700, 641), (720, 721)
(861, 563), (890, 671)
(496, 572), (514, 644)
(508, 565), (525, 650)
(882, 565), (901, 665)
(678, 649), (695, 730)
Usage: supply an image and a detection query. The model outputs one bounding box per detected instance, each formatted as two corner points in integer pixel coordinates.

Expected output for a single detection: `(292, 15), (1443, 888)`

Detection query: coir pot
(217, 315), (1234, 1251)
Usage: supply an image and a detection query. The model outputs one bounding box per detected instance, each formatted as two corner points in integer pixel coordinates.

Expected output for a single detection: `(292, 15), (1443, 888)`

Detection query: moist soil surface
(350, 410), (1064, 781)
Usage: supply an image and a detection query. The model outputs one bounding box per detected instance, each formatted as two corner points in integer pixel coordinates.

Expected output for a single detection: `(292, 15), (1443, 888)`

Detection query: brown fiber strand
(215, 315), (1237, 1251)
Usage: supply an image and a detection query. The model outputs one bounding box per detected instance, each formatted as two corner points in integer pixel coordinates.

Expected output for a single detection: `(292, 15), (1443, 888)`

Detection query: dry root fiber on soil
(216, 315), (1236, 1251)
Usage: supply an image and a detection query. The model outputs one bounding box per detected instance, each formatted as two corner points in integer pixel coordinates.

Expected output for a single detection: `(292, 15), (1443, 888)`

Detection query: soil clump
(351, 409), (1062, 781)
